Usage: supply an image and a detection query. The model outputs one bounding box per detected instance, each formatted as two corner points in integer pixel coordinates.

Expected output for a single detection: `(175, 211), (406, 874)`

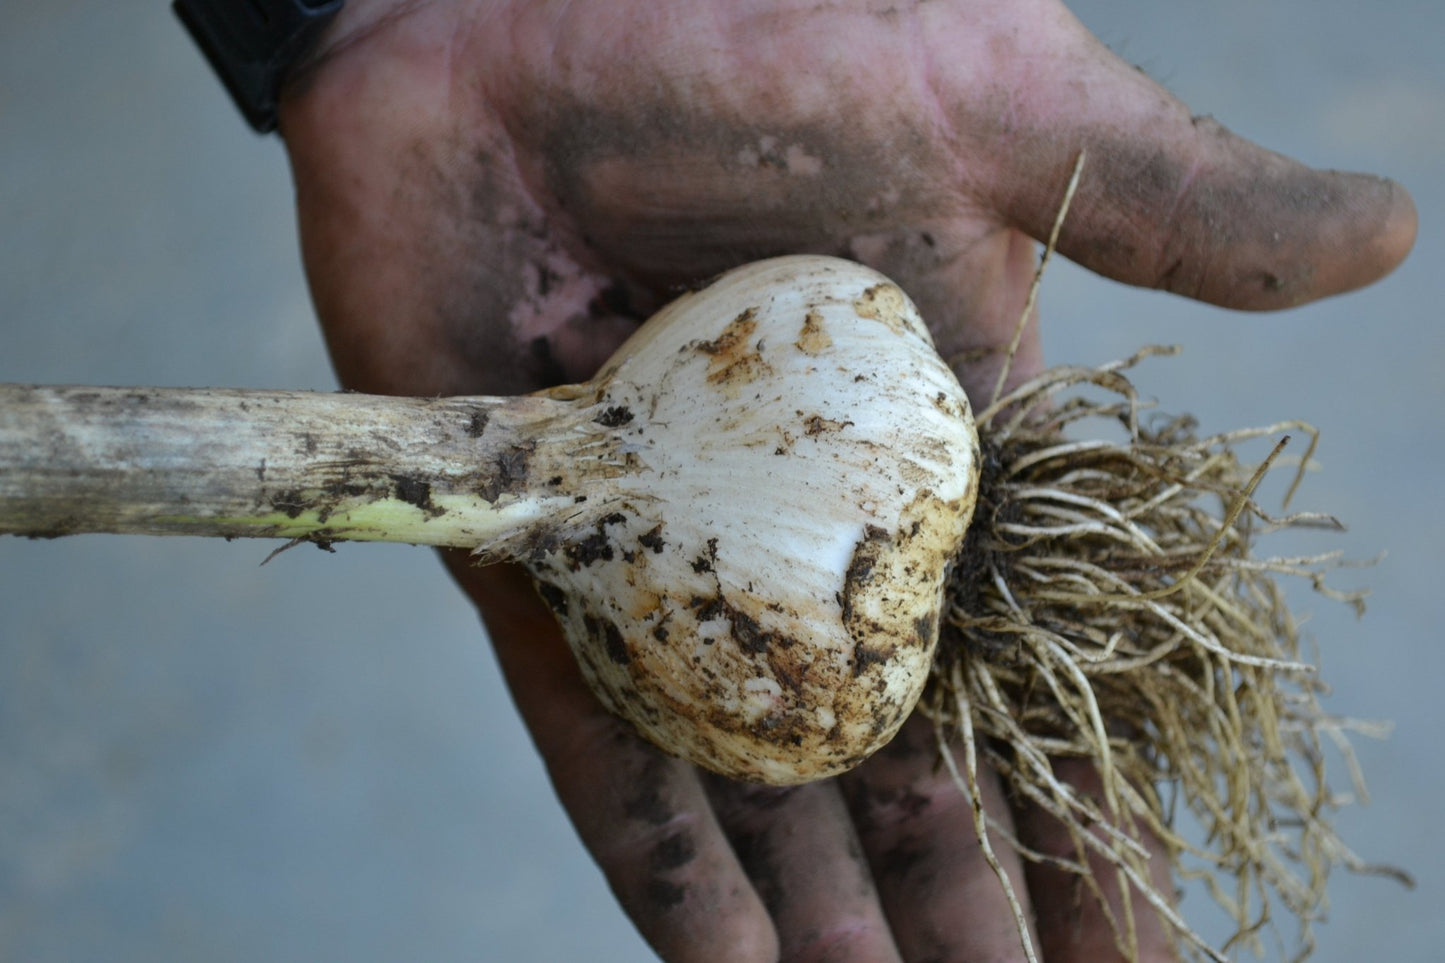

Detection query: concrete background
(1, 2), (1439, 960)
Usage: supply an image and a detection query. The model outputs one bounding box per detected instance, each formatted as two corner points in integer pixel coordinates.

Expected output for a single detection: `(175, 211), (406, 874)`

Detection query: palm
(278, 1), (1414, 959)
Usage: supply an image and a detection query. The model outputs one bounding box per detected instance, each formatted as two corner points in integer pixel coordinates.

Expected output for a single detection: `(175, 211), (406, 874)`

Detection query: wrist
(174, 0), (347, 133)
(289, 0), (413, 72)
(277, 0), (488, 136)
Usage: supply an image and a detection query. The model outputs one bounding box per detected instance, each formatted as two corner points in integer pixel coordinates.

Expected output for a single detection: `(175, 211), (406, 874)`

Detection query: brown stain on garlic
(802, 413), (853, 436)
(840, 525), (901, 677)
(840, 485), (975, 685)
(584, 611), (631, 667)
(696, 308), (772, 395)
(795, 309), (833, 355)
(478, 442), (535, 502)
(852, 283), (911, 336)
(628, 590), (666, 623)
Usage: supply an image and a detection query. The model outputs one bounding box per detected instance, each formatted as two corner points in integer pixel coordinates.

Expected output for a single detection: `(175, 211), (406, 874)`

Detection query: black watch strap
(173, 0), (346, 134)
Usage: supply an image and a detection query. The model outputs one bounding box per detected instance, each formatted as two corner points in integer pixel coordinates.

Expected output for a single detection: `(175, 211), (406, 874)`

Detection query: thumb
(967, 4), (1417, 309)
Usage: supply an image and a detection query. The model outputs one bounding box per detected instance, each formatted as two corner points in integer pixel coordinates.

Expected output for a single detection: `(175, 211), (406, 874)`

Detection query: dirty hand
(278, 1), (1415, 959)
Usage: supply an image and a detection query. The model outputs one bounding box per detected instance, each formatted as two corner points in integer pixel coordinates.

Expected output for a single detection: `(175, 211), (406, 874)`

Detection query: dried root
(923, 150), (1407, 961)
(927, 347), (1410, 961)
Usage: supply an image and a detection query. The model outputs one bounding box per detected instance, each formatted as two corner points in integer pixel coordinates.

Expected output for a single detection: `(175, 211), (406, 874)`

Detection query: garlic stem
(0, 385), (602, 549)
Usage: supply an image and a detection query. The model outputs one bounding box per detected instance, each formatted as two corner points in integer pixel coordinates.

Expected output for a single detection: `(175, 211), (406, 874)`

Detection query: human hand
(277, 1), (1415, 959)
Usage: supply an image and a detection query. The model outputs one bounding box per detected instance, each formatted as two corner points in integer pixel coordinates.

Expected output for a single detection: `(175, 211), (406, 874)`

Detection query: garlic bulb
(0, 256), (980, 784)
(518, 256), (980, 783)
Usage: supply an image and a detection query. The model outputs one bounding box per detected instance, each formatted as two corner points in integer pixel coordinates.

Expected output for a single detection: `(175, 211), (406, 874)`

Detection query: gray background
(1, 2), (1439, 960)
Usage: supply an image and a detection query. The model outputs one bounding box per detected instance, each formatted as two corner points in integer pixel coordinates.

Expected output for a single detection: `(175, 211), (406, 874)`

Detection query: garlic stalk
(0, 256), (980, 784)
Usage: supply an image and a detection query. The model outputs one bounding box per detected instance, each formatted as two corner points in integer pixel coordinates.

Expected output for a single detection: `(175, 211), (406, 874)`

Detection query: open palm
(278, 1), (1414, 959)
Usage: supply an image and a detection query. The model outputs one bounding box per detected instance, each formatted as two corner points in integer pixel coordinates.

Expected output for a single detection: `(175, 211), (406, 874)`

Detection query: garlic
(0, 256), (980, 784)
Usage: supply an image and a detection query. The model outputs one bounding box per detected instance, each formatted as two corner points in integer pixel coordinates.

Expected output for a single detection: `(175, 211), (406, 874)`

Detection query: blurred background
(1, 2), (1439, 960)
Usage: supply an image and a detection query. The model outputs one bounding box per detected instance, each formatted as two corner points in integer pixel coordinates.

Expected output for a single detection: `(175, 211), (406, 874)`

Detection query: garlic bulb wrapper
(503, 256), (981, 784)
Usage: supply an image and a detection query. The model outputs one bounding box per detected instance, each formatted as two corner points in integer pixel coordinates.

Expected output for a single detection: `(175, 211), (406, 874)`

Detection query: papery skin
(510, 256), (981, 784)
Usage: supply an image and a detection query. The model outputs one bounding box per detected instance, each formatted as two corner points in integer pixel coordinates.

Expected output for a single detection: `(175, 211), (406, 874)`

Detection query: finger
(1010, 759), (1180, 962)
(704, 777), (903, 963)
(932, 0), (1417, 309)
(840, 715), (1042, 962)
(445, 557), (779, 963)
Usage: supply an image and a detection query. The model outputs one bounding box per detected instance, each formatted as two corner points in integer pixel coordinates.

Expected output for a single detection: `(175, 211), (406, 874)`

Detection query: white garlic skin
(515, 256), (980, 785)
